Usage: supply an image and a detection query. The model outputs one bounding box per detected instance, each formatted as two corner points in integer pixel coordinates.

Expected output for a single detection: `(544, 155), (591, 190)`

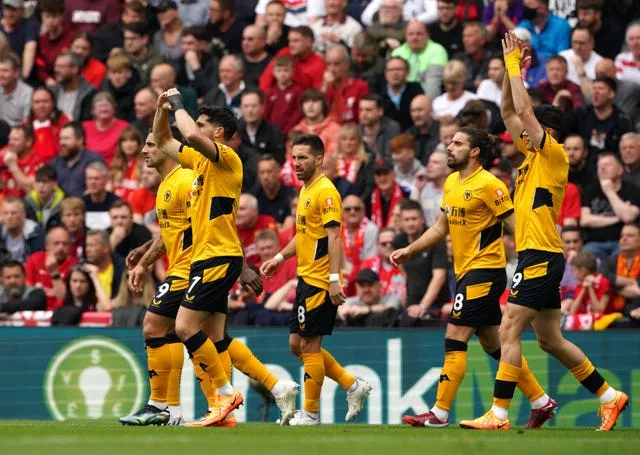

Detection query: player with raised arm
(459, 33), (628, 431)
(261, 134), (372, 426)
(391, 127), (556, 429)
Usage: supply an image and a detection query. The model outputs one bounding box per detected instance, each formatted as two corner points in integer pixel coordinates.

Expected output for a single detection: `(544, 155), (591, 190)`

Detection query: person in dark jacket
(0, 197), (45, 262)
(0, 260), (46, 314)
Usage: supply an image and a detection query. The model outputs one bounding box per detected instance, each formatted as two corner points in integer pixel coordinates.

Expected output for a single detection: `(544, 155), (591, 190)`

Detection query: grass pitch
(0, 421), (638, 455)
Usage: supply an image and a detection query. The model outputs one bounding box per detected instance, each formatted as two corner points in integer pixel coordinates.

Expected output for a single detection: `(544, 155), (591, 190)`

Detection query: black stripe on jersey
(209, 197), (235, 220)
(314, 237), (329, 261)
(539, 131), (547, 149)
(497, 208), (514, 220)
(532, 188), (554, 210)
(182, 226), (193, 251)
(479, 222), (503, 251)
(323, 220), (341, 228)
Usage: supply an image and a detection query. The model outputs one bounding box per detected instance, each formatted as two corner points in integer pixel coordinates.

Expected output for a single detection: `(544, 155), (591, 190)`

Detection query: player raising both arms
(460, 33), (628, 431)
(261, 134), (372, 426)
(391, 127), (557, 429)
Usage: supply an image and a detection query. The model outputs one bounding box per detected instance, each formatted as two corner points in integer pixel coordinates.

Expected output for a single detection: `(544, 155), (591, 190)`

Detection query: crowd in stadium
(0, 0), (639, 330)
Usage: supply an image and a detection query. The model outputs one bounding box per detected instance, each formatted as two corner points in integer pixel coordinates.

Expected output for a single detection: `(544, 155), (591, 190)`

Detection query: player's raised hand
(260, 257), (281, 277)
(329, 281), (346, 306)
(240, 262), (264, 296)
(157, 91), (171, 111)
(166, 87), (185, 111)
(502, 32), (520, 56)
(389, 247), (412, 268)
(128, 264), (146, 294)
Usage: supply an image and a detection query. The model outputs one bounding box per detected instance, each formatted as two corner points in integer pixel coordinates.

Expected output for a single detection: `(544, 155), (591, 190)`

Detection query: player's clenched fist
(260, 256), (281, 277)
(389, 247), (413, 268)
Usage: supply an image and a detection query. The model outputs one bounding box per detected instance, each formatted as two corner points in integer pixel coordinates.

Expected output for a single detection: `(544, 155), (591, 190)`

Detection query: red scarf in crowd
(342, 218), (368, 297)
(371, 184), (404, 228)
(613, 252), (640, 311)
(337, 156), (362, 183)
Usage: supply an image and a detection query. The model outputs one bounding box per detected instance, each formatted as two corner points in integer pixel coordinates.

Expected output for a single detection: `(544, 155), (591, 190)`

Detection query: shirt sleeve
(215, 142), (243, 174)
(318, 187), (342, 228)
(431, 239), (448, 270)
(482, 177), (514, 218)
(177, 144), (197, 170)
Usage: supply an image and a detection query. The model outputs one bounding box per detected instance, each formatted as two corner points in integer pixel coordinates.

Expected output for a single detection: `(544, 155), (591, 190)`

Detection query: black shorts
(508, 249), (565, 311)
(289, 278), (338, 336)
(181, 256), (243, 314)
(448, 268), (505, 329)
(147, 275), (188, 319)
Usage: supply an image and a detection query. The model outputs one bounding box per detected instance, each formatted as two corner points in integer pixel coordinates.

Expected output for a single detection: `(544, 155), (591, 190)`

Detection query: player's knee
(289, 339), (301, 358)
(174, 319), (195, 342)
(536, 334), (558, 354)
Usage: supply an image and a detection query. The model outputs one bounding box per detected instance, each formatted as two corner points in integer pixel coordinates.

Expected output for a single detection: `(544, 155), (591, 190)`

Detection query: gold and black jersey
(296, 174), (343, 290)
(441, 167), (514, 280)
(177, 143), (244, 261)
(156, 166), (194, 279)
(513, 132), (567, 253)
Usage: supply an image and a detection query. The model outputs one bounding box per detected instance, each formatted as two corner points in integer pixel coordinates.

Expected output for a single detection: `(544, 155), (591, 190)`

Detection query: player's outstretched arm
(389, 214), (449, 267)
(503, 32), (544, 148)
(502, 213), (516, 235)
(129, 236), (167, 293)
(260, 234), (297, 277)
(500, 71), (525, 145)
(153, 92), (181, 161)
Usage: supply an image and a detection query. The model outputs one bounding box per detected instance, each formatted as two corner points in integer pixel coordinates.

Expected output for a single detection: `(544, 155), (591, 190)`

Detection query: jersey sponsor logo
(463, 190), (472, 201)
(326, 198), (333, 206)
(151, 298), (161, 306)
(495, 189), (504, 197)
(184, 294), (195, 302)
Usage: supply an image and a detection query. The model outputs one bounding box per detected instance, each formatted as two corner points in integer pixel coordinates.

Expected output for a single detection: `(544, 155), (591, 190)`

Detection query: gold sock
(516, 356), (545, 402)
(302, 352), (324, 414)
(493, 361), (521, 410)
(146, 340), (172, 404)
(570, 358), (609, 396)
(321, 349), (355, 391)
(193, 362), (216, 408)
(184, 332), (228, 389)
(229, 338), (278, 391)
(434, 349), (467, 412)
(166, 342), (184, 407)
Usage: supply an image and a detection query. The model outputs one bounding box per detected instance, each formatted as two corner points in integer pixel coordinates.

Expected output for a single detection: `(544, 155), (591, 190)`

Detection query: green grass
(0, 422), (639, 455)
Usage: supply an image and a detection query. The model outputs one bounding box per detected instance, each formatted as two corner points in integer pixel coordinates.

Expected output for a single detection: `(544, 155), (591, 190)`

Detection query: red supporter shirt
(264, 257), (297, 295)
(361, 255), (406, 303)
(558, 182), (581, 227)
(128, 187), (156, 216)
(237, 215), (279, 266)
(574, 273), (612, 315)
(25, 251), (78, 310)
(113, 157), (141, 201)
(83, 119), (130, 164)
(30, 114), (71, 162)
(82, 58), (107, 91)
(36, 27), (75, 83)
(325, 77), (369, 124)
(264, 83), (305, 135)
(0, 150), (44, 198)
(259, 48), (326, 93)
(64, 0), (121, 35)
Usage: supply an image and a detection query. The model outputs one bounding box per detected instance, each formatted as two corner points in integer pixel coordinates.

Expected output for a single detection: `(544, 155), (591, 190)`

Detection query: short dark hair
(459, 126), (498, 168)
(572, 25), (595, 41)
(40, 0), (65, 14)
(301, 88), (328, 117)
(124, 22), (149, 37)
(597, 151), (623, 166)
(197, 105), (238, 141)
(109, 199), (133, 213)
(360, 93), (384, 109)
(561, 225), (584, 239)
(386, 56), (409, 71)
(570, 250), (597, 273)
(594, 76), (616, 92)
(124, 0), (146, 15)
(62, 121), (86, 141)
(290, 25), (315, 41)
(577, 0), (603, 11)
(72, 32), (93, 49)
(182, 26), (209, 42)
(292, 133), (325, 157)
(10, 124), (34, 141)
(266, 0), (285, 9)
(35, 165), (58, 182)
(533, 104), (565, 135)
(0, 259), (24, 275)
(258, 153), (280, 165)
(0, 53), (20, 70)
(274, 55), (293, 67)
(241, 88), (265, 104)
(546, 55), (568, 69)
(214, 0), (235, 13)
(399, 199), (423, 213)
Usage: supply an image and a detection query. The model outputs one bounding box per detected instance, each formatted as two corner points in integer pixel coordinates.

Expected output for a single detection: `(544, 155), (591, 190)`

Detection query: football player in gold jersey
(391, 126), (554, 429)
(261, 134), (371, 426)
(460, 32), (627, 431)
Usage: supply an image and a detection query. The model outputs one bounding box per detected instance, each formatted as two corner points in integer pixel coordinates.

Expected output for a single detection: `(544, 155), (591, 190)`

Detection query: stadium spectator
(255, 0), (324, 27)
(432, 60), (478, 119)
(0, 53), (32, 126)
(150, 64), (198, 118)
(560, 226), (584, 304)
(338, 268), (401, 327)
(24, 226), (77, 311)
(559, 26), (602, 86)
(249, 154), (296, 224)
(106, 199), (151, 259)
(362, 0), (406, 57)
(390, 134), (424, 194)
(566, 134), (595, 190)
(71, 33), (107, 91)
(406, 94), (440, 164)
(537, 55), (585, 113)
(459, 99), (504, 135)
(565, 251), (611, 322)
(518, 0), (571, 62)
(170, 0), (209, 28)
(363, 0), (438, 27)
(259, 278), (296, 327)
(259, 25), (326, 93)
(84, 229), (125, 302)
(102, 54), (141, 122)
(131, 88), (158, 137)
(427, 0), (464, 59)
(349, 32), (386, 94)
(360, 227), (406, 302)
(381, 57), (424, 131)
(434, 116), (460, 153)
(576, 0), (624, 60)
(82, 92), (129, 165)
(236, 193), (278, 267)
(366, 159), (409, 228)
(36, 0), (75, 85)
(393, 199), (449, 325)
(335, 123), (375, 200)
(558, 182), (581, 228)
(413, 149), (448, 227)
(342, 194), (379, 296)
(59, 197), (86, 260)
(322, 153), (356, 199)
(228, 129), (260, 192)
(593, 59), (640, 131)
(261, 0), (290, 55)
(50, 122), (104, 198)
(93, 0), (146, 63)
(24, 165), (65, 231)
(0, 196), (44, 263)
(614, 21), (640, 85)
(452, 21), (495, 92)
(321, 45), (369, 125)
(293, 88), (341, 156)
(110, 127), (144, 201)
(581, 153), (640, 258)
(454, 0), (486, 22)
(152, 0), (185, 67)
(0, 260), (46, 314)
(310, 0), (363, 54)
(238, 90), (285, 164)
(128, 164), (160, 226)
(391, 20), (448, 98)
(122, 22), (165, 86)
(620, 133), (640, 187)
(0, 125), (42, 199)
(50, 51), (96, 122)
(566, 77), (633, 160)
(206, 0), (246, 56)
(83, 161), (121, 231)
(55, 266), (97, 324)
(64, 0), (121, 36)
(476, 56), (504, 106)
(483, 0), (522, 43)
(202, 55), (246, 118)
(0, 0), (37, 80)
(358, 94), (401, 160)
(263, 56), (304, 135)
(512, 26), (545, 88)
(26, 87), (70, 163)
(240, 25), (270, 89)
(176, 26), (219, 98)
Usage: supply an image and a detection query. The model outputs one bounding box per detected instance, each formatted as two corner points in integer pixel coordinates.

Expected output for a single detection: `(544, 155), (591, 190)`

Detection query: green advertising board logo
(44, 337), (145, 420)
